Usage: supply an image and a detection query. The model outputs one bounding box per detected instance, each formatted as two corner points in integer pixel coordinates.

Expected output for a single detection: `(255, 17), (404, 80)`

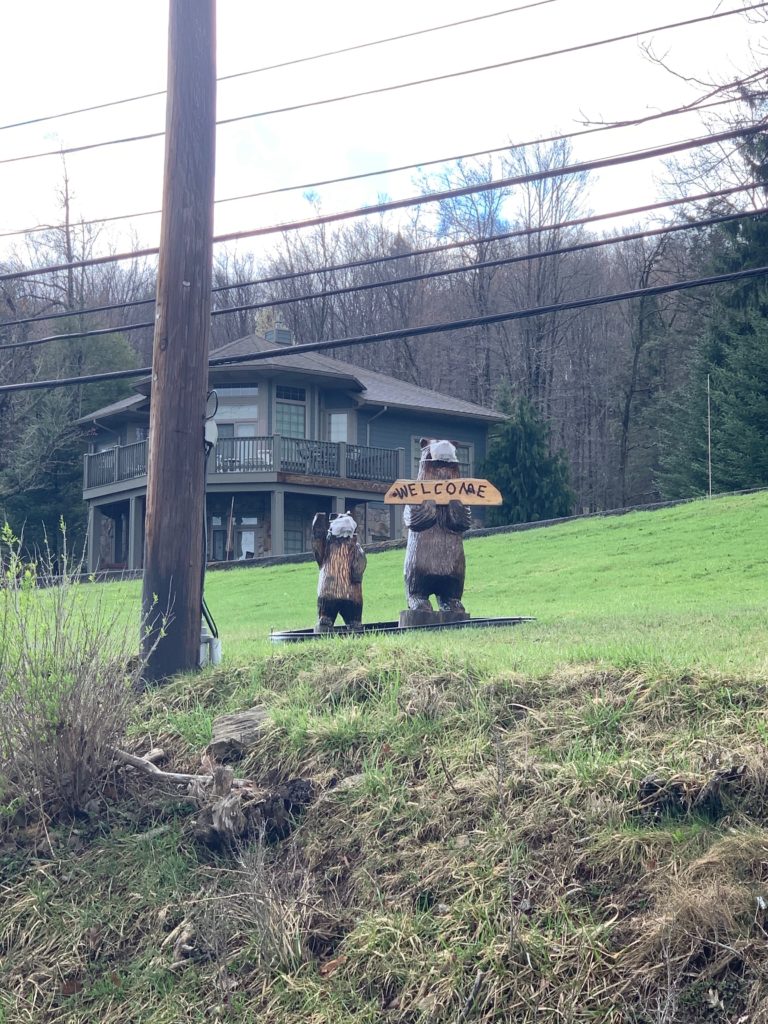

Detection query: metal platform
(269, 616), (534, 643)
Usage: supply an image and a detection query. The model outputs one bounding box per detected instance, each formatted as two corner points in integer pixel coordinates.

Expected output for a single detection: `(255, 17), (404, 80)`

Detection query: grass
(92, 490), (768, 674)
(1, 492), (768, 1022)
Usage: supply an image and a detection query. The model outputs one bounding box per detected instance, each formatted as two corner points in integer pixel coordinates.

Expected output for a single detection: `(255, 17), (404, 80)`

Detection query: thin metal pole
(707, 373), (712, 498)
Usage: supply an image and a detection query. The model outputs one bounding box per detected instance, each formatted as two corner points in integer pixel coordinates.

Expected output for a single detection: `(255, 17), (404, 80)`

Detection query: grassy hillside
(2, 493), (768, 1022)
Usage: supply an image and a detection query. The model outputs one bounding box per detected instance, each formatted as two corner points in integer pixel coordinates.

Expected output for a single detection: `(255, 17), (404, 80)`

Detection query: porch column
(128, 496), (144, 571)
(391, 504), (404, 540)
(332, 495), (346, 516)
(87, 505), (103, 573)
(270, 489), (285, 556)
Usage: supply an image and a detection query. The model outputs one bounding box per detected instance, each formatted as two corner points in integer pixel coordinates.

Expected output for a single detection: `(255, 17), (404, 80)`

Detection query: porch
(84, 435), (403, 493)
(86, 485), (403, 572)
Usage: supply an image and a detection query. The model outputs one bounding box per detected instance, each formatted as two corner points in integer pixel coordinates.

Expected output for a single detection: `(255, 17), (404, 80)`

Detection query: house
(79, 329), (504, 572)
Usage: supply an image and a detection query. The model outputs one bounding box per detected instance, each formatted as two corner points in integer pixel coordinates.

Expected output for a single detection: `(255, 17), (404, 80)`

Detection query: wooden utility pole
(142, 0), (217, 680)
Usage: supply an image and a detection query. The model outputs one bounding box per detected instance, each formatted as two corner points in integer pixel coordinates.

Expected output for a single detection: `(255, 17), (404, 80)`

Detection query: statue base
(398, 609), (470, 628)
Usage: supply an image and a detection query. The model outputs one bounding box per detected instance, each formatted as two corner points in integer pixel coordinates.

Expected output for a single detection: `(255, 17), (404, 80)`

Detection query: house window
(276, 385), (307, 439)
(284, 511), (306, 554)
(216, 387), (259, 427)
(276, 385), (306, 402)
(327, 412), (349, 443)
(411, 437), (473, 476)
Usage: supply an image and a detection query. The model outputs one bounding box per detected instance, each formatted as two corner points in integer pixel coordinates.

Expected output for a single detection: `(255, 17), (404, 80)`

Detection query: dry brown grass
(3, 649), (768, 1022)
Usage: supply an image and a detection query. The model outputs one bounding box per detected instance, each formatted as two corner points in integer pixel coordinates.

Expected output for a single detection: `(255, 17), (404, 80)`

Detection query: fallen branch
(112, 748), (249, 788)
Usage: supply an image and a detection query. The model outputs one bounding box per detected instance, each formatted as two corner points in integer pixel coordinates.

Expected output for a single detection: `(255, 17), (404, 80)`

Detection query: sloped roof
(212, 334), (504, 422)
(76, 393), (148, 424)
(211, 334), (364, 388)
(80, 334), (503, 424)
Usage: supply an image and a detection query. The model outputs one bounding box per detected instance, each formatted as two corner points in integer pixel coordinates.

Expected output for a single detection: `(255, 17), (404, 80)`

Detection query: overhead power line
(2, 205), (763, 351)
(0, 91), (745, 241)
(1, 121), (764, 284)
(3, 180), (760, 332)
(2, 263), (767, 395)
(0, 0), (558, 132)
(1, 3), (763, 167)
(217, 5), (768, 128)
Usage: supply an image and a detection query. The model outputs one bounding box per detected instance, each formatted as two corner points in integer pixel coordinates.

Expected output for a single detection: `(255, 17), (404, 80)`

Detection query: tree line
(1, 90), (766, 552)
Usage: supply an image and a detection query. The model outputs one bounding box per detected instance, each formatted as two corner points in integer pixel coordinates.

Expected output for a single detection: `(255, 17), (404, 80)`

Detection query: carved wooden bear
(404, 439), (471, 613)
(312, 512), (367, 631)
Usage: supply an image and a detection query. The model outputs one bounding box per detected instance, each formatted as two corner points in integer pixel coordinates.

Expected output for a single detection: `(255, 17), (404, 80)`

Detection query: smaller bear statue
(403, 438), (472, 617)
(311, 511), (367, 632)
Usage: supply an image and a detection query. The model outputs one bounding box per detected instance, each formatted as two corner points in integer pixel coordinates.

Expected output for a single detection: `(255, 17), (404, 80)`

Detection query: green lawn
(105, 490), (768, 674)
(3, 492), (768, 1023)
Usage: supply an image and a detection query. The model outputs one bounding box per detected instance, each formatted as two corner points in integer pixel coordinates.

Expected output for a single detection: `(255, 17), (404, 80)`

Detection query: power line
(2, 180), (760, 332)
(2, 263), (767, 394)
(2, 4), (762, 168)
(0, 91), (744, 241)
(2, 205), (763, 353)
(2, 121), (764, 284)
(212, 208), (768, 319)
(0, 0), (558, 133)
(217, 5), (768, 128)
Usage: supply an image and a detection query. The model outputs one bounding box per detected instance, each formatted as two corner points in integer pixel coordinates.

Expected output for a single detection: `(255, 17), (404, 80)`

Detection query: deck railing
(85, 435), (401, 489)
(215, 436), (274, 473)
(345, 443), (399, 481)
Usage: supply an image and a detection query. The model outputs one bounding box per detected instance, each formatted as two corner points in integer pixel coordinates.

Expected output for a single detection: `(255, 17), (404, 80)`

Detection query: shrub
(0, 523), (153, 820)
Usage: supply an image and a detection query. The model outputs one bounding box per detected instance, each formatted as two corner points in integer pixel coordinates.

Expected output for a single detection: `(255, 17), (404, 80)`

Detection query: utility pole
(142, 0), (217, 680)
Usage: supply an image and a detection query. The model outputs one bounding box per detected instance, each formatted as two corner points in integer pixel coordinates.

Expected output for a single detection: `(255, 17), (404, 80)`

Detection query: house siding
(357, 409), (490, 470)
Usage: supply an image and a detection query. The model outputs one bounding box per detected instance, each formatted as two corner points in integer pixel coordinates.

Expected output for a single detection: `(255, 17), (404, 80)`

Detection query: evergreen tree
(658, 118), (768, 497)
(479, 392), (574, 525)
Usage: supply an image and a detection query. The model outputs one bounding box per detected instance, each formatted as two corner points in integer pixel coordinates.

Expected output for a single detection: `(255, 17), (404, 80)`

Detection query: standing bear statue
(311, 511), (367, 632)
(403, 438), (471, 620)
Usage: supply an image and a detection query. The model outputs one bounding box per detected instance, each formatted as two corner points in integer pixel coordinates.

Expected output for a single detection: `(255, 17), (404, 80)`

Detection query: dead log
(207, 706), (270, 760)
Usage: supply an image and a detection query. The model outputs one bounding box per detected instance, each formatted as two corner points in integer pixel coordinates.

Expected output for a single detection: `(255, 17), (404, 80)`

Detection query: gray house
(79, 331), (503, 571)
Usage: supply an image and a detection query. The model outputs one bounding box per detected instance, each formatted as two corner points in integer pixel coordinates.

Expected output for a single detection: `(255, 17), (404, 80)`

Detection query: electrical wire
(2, 181), (760, 331)
(0, 90), (748, 242)
(0, 0), (559, 132)
(1, 121), (764, 285)
(3, 205), (761, 352)
(1, 3), (763, 167)
(1, 263), (766, 394)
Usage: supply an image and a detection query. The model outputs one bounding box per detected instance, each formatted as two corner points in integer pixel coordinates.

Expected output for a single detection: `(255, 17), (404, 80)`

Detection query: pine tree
(479, 393), (574, 525)
(658, 116), (768, 497)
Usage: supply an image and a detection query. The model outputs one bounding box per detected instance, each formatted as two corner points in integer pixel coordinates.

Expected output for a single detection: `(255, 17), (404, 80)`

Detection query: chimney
(265, 322), (294, 346)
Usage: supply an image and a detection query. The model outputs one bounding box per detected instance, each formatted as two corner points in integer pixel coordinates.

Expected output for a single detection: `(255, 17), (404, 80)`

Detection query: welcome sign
(384, 478), (503, 505)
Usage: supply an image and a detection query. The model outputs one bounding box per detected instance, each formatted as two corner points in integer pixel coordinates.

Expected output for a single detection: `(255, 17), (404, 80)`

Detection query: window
(275, 385), (307, 439)
(276, 402), (306, 438)
(276, 385), (306, 402)
(216, 387), (259, 428)
(411, 437), (473, 476)
(284, 511), (306, 554)
(328, 412), (349, 443)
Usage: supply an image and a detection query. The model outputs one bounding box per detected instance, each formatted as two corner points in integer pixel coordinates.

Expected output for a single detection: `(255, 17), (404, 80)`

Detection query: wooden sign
(384, 478), (503, 505)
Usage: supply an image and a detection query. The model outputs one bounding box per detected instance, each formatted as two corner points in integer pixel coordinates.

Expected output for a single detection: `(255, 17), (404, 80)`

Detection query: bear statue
(311, 511), (367, 632)
(403, 438), (471, 617)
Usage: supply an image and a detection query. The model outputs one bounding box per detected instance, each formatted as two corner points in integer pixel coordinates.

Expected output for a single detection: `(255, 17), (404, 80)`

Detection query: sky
(0, 0), (765, 263)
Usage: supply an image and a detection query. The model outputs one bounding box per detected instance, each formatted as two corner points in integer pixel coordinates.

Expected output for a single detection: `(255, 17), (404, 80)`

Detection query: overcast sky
(0, 1), (764, 260)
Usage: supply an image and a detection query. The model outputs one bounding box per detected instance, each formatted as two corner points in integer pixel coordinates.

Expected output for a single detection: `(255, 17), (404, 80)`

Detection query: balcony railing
(85, 435), (401, 489)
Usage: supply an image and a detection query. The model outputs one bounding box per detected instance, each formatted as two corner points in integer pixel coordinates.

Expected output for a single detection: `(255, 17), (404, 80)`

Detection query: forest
(1, 83), (766, 554)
